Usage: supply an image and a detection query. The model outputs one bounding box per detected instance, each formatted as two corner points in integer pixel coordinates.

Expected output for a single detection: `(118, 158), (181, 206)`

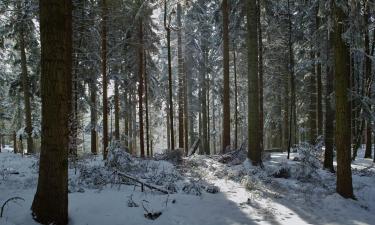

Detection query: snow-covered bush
(154, 149), (184, 164)
(293, 142), (323, 181)
(106, 142), (134, 172)
(241, 175), (261, 191)
(182, 180), (204, 196)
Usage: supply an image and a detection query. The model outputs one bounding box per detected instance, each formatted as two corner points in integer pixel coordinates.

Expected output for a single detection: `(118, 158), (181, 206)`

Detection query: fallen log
(187, 138), (201, 157)
(115, 171), (169, 194)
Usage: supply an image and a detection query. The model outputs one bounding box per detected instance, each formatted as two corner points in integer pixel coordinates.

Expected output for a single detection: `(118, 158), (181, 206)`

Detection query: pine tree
(247, 0), (261, 165)
(333, 0), (354, 199)
(31, 0), (72, 223)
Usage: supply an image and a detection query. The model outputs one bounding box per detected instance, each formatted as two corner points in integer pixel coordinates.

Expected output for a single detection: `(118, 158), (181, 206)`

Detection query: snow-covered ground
(0, 145), (374, 225)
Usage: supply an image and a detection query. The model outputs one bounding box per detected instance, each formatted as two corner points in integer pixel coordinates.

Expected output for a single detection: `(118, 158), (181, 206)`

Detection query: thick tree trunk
(101, 0), (108, 159)
(222, 0), (231, 153)
(144, 51), (150, 157)
(31, 0), (72, 224)
(333, 1), (354, 199)
(247, 0), (261, 165)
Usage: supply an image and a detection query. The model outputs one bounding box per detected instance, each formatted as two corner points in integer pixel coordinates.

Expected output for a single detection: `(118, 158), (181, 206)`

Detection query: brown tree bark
(222, 0), (231, 153)
(138, 20), (145, 157)
(114, 79), (120, 140)
(165, 0), (174, 150)
(324, 23), (334, 172)
(247, 0), (261, 165)
(144, 50), (150, 156)
(177, 3), (184, 149)
(101, 0), (109, 159)
(364, 6), (372, 158)
(90, 81), (97, 154)
(18, 5), (34, 154)
(31, 0), (72, 223)
(333, 0), (354, 199)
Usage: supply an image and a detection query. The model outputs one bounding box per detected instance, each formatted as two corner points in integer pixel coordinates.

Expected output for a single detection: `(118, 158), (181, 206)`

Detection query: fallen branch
(187, 139), (201, 157)
(0, 197), (25, 218)
(116, 171), (169, 194)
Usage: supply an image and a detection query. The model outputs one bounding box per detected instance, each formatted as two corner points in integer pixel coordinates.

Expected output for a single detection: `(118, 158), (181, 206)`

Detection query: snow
(0, 146), (374, 225)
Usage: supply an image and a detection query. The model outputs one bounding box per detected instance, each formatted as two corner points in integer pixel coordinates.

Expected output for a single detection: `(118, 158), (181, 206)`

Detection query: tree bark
(222, 0), (231, 153)
(31, 0), (72, 223)
(18, 9), (34, 154)
(138, 21), (145, 157)
(101, 0), (108, 160)
(247, 0), (261, 165)
(324, 22), (334, 172)
(114, 80), (120, 140)
(90, 81), (97, 155)
(177, 3), (184, 149)
(333, 0), (354, 199)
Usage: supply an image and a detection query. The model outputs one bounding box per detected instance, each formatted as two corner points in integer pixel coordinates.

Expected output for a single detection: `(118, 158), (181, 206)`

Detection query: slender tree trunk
(247, 0), (261, 165)
(101, 0), (108, 159)
(124, 91), (129, 149)
(19, 16), (34, 154)
(287, 0), (296, 158)
(31, 0), (72, 223)
(309, 50), (317, 144)
(114, 80), (120, 140)
(316, 9), (323, 138)
(324, 23), (334, 172)
(364, 6), (372, 158)
(144, 51), (150, 157)
(333, 0), (354, 199)
(258, 0), (264, 153)
(13, 131), (18, 154)
(233, 43), (238, 150)
(177, 3), (184, 149)
(138, 21), (145, 157)
(222, 0), (231, 153)
(164, 0), (174, 150)
(90, 81), (97, 154)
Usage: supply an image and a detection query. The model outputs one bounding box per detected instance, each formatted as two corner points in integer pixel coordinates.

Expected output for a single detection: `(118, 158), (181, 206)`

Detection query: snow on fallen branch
(115, 171), (169, 194)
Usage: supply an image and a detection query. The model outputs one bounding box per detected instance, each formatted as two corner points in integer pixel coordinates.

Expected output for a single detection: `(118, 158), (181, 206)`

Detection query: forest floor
(0, 145), (374, 225)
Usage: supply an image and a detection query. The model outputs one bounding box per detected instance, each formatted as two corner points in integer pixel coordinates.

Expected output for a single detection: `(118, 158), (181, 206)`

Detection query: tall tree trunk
(258, 0), (264, 153)
(287, 0), (296, 158)
(19, 14), (34, 154)
(333, 0), (354, 199)
(316, 7), (323, 138)
(114, 80), (120, 140)
(90, 81), (97, 154)
(247, 0), (261, 165)
(177, 3), (184, 149)
(31, 0), (72, 223)
(165, 0), (174, 150)
(233, 43), (238, 150)
(124, 91), (129, 149)
(222, 0), (231, 153)
(101, 0), (108, 159)
(309, 50), (317, 144)
(144, 51), (150, 157)
(324, 23), (334, 172)
(364, 6), (372, 158)
(138, 21), (145, 157)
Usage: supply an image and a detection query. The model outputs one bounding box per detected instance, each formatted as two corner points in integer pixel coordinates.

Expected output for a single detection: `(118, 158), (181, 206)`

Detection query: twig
(0, 197), (25, 218)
